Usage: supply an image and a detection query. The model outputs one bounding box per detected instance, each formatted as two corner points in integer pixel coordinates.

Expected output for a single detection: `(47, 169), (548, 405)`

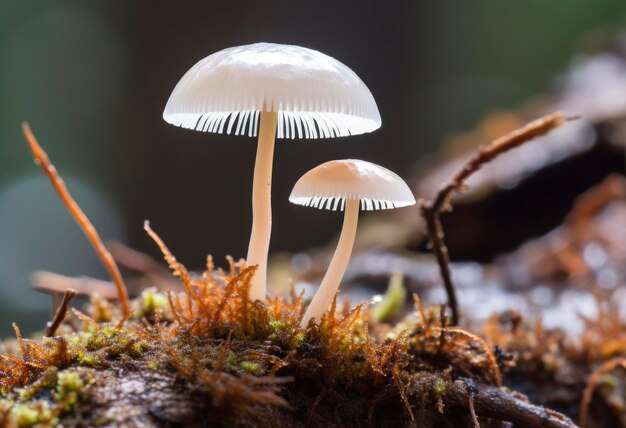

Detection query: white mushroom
(163, 43), (381, 302)
(290, 159), (415, 326)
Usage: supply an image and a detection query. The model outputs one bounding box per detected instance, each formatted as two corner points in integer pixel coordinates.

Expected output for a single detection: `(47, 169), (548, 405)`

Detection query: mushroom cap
(289, 159), (416, 211)
(163, 43), (381, 139)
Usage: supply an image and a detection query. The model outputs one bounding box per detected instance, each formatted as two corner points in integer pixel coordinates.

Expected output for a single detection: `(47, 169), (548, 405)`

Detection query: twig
(45, 288), (78, 337)
(21, 123), (130, 315)
(31, 271), (118, 299)
(446, 378), (577, 428)
(106, 241), (167, 275)
(419, 112), (571, 324)
(467, 389), (480, 428)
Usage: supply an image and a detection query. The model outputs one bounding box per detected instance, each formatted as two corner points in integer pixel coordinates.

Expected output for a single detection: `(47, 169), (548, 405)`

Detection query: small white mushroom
(289, 159), (416, 326)
(163, 43), (381, 302)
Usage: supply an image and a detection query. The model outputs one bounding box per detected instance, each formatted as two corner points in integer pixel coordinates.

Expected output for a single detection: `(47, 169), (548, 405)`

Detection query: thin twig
(21, 123), (130, 315)
(419, 112), (571, 324)
(45, 288), (78, 337)
(31, 271), (118, 299)
(467, 390), (480, 428)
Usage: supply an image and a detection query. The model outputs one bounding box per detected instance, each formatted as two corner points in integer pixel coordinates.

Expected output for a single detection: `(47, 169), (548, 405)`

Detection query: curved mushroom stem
(247, 109), (278, 302)
(301, 198), (360, 327)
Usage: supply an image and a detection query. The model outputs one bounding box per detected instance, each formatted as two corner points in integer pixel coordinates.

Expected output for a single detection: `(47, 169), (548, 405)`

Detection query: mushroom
(289, 159), (416, 326)
(163, 43), (381, 302)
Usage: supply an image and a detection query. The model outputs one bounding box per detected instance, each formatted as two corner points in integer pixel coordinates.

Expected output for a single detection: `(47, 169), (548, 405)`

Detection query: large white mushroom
(163, 43), (381, 302)
(289, 159), (415, 327)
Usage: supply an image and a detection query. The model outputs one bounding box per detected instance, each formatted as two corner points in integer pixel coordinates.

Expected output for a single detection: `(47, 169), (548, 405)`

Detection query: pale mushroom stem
(247, 109), (278, 302)
(301, 198), (360, 327)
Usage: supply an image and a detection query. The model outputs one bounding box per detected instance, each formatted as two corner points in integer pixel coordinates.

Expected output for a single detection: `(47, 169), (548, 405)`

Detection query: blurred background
(1, 0), (625, 334)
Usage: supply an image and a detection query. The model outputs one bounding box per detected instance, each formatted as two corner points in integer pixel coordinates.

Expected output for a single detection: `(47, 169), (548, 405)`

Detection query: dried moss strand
(70, 308), (99, 329)
(21, 123), (130, 315)
(143, 221), (197, 307)
(46, 288), (78, 337)
(0, 354), (48, 370)
(11, 323), (26, 356)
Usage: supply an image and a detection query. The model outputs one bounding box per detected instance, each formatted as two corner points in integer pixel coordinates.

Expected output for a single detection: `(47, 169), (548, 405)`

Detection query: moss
(432, 377), (447, 398)
(240, 361), (264, 376)
(77, 352), (99, 367)
(0, 232), (533, 426)
(372, 273), (407, 323)
(140, 287), (168, 317)
(55, 371), (84, 412)
(1, 400), (58, 427)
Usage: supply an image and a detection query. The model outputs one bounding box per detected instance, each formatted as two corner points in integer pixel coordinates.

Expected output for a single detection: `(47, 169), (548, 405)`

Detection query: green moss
(55, 370), (84, 412)
(56, 371), (83, 396)
(269, 319), (286, 331)
(432, 378), (447, 398)
(14, 405), (41, 427)
(372, 273), (407, 323)
(4, 400), (58, 427)
(77, 352), (99, 366)
(240, 361), (264, 376)
(291, 331), (305, 348)
(140, 287), (168, 316)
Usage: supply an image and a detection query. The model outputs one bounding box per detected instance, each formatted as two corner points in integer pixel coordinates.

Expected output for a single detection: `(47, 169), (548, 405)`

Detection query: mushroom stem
(302, 198), (360, 327)
(247, 109), (278, 302)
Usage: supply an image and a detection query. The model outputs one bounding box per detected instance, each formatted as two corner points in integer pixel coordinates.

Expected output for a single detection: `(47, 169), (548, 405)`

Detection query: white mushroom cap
(163, 43), (381, 139)
(289, 159), (416, 211)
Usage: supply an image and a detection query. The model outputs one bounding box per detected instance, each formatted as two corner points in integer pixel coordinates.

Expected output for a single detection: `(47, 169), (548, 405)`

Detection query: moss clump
(0, 366), (94, 427)
(139, 287), (168, 318)
(0, 400), (58, 428)
(0, 228), (571, 427)
(55, 371), (85, 412)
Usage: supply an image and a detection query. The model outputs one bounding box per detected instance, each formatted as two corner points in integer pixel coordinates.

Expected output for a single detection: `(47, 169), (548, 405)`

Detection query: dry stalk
(45, 288), (78, 337)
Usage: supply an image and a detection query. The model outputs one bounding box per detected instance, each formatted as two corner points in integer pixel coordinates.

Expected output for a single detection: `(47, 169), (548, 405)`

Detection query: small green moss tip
(372, 273), (407, 323)
(141, 287), (168, 316)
